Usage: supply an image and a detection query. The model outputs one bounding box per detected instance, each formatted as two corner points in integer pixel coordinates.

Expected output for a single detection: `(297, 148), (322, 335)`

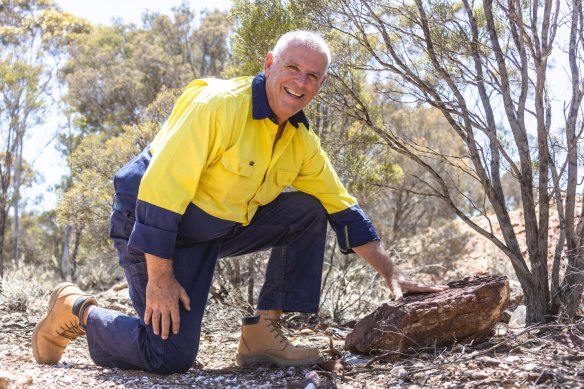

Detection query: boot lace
(58, 321), (85, 341)
(265, 318), (289, 345)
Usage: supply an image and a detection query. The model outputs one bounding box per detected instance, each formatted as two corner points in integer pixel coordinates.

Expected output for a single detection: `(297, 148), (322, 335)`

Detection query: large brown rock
(345, 275), (510, 355)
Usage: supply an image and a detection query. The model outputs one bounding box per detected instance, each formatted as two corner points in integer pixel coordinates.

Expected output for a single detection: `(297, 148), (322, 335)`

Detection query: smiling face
(263, 41), (328, 124)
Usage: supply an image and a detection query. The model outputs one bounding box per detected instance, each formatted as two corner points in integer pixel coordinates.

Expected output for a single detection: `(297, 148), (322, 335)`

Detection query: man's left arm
(294, 129), (448, 297)
(352, 240), (449, 299)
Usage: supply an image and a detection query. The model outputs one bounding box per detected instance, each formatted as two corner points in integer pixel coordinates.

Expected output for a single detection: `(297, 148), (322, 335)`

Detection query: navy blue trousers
(85, 192), (328, 374)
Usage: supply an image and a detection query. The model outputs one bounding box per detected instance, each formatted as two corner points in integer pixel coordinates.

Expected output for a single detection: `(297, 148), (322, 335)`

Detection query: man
(32, 31), (447, 374)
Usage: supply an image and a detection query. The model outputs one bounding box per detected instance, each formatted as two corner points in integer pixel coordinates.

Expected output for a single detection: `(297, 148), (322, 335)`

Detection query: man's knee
(152, 345), (197, 375)
(290, 192), (327, 220)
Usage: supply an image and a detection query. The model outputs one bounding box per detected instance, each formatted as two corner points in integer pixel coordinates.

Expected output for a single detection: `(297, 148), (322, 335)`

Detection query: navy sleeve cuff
(328, 205), (379, 254)
(128, 200), (182, 259)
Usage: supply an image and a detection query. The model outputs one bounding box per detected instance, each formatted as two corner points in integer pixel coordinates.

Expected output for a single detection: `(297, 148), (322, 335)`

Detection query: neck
(273, 122), (286, 151)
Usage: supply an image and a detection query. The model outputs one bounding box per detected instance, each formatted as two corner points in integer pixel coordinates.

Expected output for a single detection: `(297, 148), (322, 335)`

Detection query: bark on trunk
(0, 211), (5, 278)
(11, 141), (23, 269)
(61, 224), (73, 281)
(523, 279), (550, 324)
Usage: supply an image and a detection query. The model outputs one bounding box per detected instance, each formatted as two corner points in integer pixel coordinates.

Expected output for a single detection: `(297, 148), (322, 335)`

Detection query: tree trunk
(523, 278), (550, 324)
(61, 224), (73, 281)
(0, 209), (5, 278)
(11, 141), (23, 269)
(560, 251), (584, 319)
(70, 228), (82, 278)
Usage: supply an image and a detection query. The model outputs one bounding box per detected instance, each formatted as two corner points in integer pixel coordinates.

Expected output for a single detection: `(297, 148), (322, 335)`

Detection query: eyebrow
(285, 60), (324, 79)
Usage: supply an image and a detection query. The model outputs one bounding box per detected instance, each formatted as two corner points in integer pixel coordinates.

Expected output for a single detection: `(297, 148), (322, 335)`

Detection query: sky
(24, 1), (233, 211)
(56, 0), (233, 25)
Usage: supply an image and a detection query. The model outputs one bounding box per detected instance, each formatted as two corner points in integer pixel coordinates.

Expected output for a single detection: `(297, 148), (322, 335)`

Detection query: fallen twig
(460, 323), (583, 360)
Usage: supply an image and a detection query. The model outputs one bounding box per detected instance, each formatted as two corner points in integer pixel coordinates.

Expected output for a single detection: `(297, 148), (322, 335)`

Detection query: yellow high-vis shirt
(121, 74), (378, 259)
(141, 76), (355, 224)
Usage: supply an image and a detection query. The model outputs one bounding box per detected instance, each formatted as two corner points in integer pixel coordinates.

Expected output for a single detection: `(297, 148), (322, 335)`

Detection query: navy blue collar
(251, 73), (310, 130)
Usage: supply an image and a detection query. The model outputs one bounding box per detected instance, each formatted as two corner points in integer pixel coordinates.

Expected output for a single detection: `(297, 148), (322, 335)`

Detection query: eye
(308, 73), (319, 81)
(287, 65), (300, 72)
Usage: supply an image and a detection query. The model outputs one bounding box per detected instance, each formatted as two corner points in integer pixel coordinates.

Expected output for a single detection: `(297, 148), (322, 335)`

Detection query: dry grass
(0, 270), (45, 313)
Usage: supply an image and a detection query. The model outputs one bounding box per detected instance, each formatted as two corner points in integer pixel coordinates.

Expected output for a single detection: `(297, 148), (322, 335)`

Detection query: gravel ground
(1, 282), (583, 388)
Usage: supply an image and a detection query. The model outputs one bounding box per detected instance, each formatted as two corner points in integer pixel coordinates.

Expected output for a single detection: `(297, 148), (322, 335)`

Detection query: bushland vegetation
(0, 0), (582, 326)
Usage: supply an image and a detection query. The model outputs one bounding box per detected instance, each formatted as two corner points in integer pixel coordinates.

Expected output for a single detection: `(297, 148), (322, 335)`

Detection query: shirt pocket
(213, 155), (257, 203)
(221, 156), (254, 177)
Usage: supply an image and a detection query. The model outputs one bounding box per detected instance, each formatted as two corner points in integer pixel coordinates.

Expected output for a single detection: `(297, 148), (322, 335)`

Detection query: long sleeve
(292, 130), (379, 254)
(128, 81), (221, 258)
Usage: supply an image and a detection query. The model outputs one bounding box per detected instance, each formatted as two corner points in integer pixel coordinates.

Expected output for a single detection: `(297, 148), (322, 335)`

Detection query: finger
(179, 287), (191, 312)
(402, 282), (449, 292)
(391, 277), (403, 300)
(151, 312), (160, 336)
(171, 306), (181, 335)
(144, 306), (152, 325)
(161, 312), (171, 340)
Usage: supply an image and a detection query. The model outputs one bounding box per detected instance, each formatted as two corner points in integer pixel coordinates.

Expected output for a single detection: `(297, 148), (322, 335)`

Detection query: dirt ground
(2, 202), (583, 388)
(1, 281), (583, 389)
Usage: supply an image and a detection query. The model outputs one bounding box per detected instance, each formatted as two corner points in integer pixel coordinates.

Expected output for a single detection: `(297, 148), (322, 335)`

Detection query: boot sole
(32, 282), (77, 364)
(236, 352), (323, 368)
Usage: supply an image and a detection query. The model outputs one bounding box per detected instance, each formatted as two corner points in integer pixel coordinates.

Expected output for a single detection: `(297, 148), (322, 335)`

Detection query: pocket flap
(221, 157), (254, 177)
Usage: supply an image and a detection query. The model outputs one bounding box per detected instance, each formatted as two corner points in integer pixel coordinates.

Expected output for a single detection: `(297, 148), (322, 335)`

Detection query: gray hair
(272, 30), (331, 70)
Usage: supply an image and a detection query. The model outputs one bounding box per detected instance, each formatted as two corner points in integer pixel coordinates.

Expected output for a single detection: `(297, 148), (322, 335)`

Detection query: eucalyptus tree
(57, 8), (231, 277)
(0, 0), (89, 276)
(310, 0), (584, 323)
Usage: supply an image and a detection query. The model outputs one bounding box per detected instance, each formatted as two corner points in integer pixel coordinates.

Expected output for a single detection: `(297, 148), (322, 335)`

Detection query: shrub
(0, 272), (45, 313)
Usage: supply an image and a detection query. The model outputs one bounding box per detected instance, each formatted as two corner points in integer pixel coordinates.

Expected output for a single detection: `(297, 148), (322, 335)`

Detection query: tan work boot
(32, 282), (97, 364)
(235, 315), (322, 367)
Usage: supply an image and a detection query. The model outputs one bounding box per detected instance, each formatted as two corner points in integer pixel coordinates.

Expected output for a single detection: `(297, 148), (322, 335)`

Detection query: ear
(264, 52), (274, 74)
(319, 74), (328, 89)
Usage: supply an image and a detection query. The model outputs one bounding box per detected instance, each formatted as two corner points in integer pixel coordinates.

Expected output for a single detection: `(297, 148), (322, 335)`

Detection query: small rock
(344, 353), (370, 365)
(508, 305), (526, 328)
(304, 384), (316, 389)
(506, 356), (520, 363)
(470, 371), (488, 379)
(524, 363), (536, 371)
(391, 366), (408, 378)
(0, 371), (32, 389)
(413, 373), (428, 385)
(300, 329), (314, 335)
(304, 370), (320, 386)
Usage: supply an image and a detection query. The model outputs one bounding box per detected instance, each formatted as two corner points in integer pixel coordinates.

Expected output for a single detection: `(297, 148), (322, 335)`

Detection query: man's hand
(144, 254), (191, 339)
(353, 241), (449, 300)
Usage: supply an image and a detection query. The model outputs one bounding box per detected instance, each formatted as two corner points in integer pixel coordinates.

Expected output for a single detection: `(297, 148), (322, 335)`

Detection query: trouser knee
(290, 192), (328, 226)
(151, 345), (197, 375)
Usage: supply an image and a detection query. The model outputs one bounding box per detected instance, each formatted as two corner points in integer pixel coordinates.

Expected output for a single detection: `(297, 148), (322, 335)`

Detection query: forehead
(277, 42), (328, 75)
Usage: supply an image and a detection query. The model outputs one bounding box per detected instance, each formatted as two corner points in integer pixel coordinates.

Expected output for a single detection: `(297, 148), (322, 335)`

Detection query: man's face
(264, 42), (328, 124)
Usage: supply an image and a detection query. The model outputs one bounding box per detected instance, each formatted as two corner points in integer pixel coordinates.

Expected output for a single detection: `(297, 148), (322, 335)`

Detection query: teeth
(285, 87), (304, 98)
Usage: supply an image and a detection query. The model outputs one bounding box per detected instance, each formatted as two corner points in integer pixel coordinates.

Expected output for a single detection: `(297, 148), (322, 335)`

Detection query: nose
(295, 72), (308, 87)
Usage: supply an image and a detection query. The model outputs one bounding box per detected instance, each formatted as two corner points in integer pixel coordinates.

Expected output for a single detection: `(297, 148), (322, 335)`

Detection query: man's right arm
(143, 254), (190, 340)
